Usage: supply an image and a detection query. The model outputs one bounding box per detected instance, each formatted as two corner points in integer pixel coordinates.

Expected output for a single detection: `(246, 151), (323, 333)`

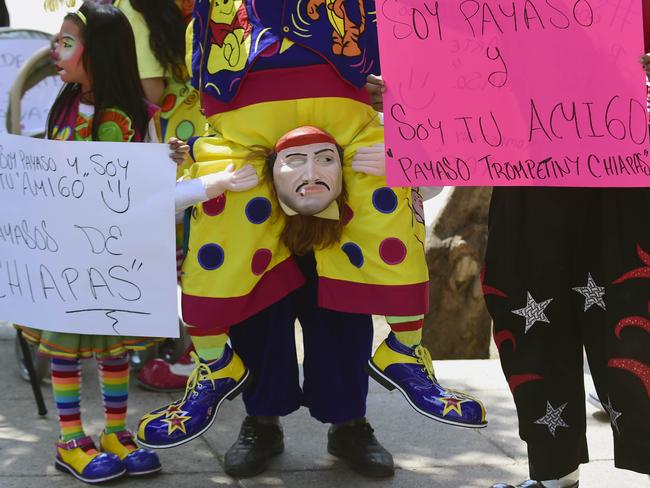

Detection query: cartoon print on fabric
(191, 1), (378, 103)
(51, 108), (135, 142)
(306, 0), (366, 56)
(207, 0), (253, 75)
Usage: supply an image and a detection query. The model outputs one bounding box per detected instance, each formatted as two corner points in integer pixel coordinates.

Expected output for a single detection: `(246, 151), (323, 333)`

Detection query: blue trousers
(229, 254), (373, 424)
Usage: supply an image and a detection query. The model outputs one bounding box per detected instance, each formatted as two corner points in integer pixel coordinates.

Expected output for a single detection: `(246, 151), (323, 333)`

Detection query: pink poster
(377, 0), (650, 187)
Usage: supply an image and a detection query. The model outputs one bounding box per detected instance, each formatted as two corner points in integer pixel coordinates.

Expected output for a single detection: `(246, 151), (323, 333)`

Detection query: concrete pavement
(0, 322), (648, 488)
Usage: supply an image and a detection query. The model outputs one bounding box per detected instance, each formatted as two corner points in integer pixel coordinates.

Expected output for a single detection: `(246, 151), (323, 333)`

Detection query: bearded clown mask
(271, 126), (343, 220)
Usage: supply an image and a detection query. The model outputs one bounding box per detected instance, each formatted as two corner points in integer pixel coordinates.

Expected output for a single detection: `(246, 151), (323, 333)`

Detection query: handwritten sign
(0, 38), (62, 135)
(377, 0), (650, 187)
(0, 134), (179, 337)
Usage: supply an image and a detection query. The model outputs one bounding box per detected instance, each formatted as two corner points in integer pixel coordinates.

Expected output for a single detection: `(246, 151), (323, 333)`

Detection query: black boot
(491, 481), (579, 488)
(224, 416), (284, 478)
(327, 418), (394, 478)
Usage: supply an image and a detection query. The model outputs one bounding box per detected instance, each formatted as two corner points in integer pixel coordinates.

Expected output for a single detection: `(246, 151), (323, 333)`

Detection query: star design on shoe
(602, 397), (622, 435)
(137, 347), (249, 449)
(572, 273), (606, 311)
(534, 401), (569, 437)
(512, 292), (553, 333)
(163, 412), (192, 435)
(367, 334), (488, 428)
(440, 393), (468, 417)
(164, 403), (186, 418)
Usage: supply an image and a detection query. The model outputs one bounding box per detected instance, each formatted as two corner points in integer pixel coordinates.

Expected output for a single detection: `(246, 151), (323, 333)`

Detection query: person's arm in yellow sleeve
(116, 0), (166, 104)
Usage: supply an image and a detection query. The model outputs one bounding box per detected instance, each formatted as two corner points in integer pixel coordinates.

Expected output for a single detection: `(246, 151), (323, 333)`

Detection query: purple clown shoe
(137, 345), (249, 449)
(368, 333), (487, 428)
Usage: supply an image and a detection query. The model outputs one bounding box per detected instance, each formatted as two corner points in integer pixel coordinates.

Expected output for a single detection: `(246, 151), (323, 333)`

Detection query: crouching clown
(138, 0), (487, 478)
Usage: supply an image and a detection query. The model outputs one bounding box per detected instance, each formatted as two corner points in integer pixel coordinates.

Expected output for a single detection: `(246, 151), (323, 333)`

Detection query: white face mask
(272, 142), (343, 217)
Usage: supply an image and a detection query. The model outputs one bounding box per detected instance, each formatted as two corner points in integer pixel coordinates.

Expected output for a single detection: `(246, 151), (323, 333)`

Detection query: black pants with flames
(483, 187), (650, 480)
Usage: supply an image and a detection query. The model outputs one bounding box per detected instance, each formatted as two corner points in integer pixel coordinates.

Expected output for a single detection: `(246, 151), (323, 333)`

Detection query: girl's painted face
(52, 19), (88, 85)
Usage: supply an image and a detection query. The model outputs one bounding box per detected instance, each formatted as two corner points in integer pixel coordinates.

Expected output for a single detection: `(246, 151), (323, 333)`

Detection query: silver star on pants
(602, 397), (622, 435)
(572, 273), (606, 311)
(534, 401), (569, 437)
(512, 292), (553, 333)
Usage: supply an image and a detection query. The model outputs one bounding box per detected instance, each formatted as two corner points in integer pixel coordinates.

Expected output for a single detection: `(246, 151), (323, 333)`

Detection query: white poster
(0, 133), (179, 338)
(0, 38), (63, 135)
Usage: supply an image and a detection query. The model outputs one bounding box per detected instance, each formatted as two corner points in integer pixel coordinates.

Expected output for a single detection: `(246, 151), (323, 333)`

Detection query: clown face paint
(273, 142), (343, 216)
(53, 19), (88, 85)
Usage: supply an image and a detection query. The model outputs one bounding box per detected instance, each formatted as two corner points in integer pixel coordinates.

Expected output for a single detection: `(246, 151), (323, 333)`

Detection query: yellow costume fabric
(115, 0), (206, 143)
(113, 0), (164, 79)
(182, 97), (429, 329)
(159, 83), (206, 143)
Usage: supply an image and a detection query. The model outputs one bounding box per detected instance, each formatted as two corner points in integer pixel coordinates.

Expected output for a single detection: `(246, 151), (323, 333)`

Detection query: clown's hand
(200, 163), (259, 199)
(352, 143), (386, 176)
(168, 137), (190, 166)
(365, 74), (385, 112)
(44, 0), (76, 12)
(641, 53), (650, 79)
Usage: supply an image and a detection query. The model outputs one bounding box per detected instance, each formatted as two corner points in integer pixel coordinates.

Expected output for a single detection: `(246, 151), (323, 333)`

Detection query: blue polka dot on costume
(246, 197), (272, 224)
(341, 242), (364, 268)
(372, 188), (398, 214)
(197, 243), (224, 270)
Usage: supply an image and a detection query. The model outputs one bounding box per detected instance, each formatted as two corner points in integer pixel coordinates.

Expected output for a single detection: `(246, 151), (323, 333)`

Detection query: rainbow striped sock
(188, 329), (229, 362)
(51, 357), (85, 441)
(386, 315), (425, 348)
(97, 355), (129, 435)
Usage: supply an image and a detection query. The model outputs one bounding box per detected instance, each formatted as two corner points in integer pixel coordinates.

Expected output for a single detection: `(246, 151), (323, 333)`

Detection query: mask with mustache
(272, 126), (343, 218)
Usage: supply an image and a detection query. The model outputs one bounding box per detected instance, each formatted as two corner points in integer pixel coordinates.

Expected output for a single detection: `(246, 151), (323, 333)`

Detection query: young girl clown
(20, 3), (162, 483)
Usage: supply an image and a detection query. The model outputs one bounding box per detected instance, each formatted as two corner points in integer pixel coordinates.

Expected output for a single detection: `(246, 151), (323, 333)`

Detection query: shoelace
(414, 345), (480, 402)
(239, 422), (258, 445)
(413, 344), (437, 382)
(179, 352), (215, 404)
(350, 422), (379, 446)
(360, 422), (375, 438)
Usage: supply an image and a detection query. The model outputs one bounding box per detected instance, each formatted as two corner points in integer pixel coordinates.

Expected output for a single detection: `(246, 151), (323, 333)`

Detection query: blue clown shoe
(55, 436), (126, 484)
(491, 482), (578, 488)
(368, 333), (487, 428)
(137, 346), (249, 449)
(100, 431), (161, 476)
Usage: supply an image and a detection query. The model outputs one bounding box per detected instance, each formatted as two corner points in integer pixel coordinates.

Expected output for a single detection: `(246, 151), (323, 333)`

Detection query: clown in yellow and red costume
(138, 1), (487, 472)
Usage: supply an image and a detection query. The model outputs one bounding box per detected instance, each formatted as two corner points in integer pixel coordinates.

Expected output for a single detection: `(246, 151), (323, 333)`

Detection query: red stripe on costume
(182, 257), (305, 329)
(318, 278), (429, 316)
(51, 370), (80, 378)
(59, 414), (81, 422)
(201, 64), (371, 117)
(99, 364), (129, 373)
(389, 319), (424, 332)
(608, 358), (650, 397)
(615, 316), (650, 338)
(493, 330), (517, 353)
(187, 325), (231, 337)
(507, 374), (544, 393)
(105, 407), (128, 414)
